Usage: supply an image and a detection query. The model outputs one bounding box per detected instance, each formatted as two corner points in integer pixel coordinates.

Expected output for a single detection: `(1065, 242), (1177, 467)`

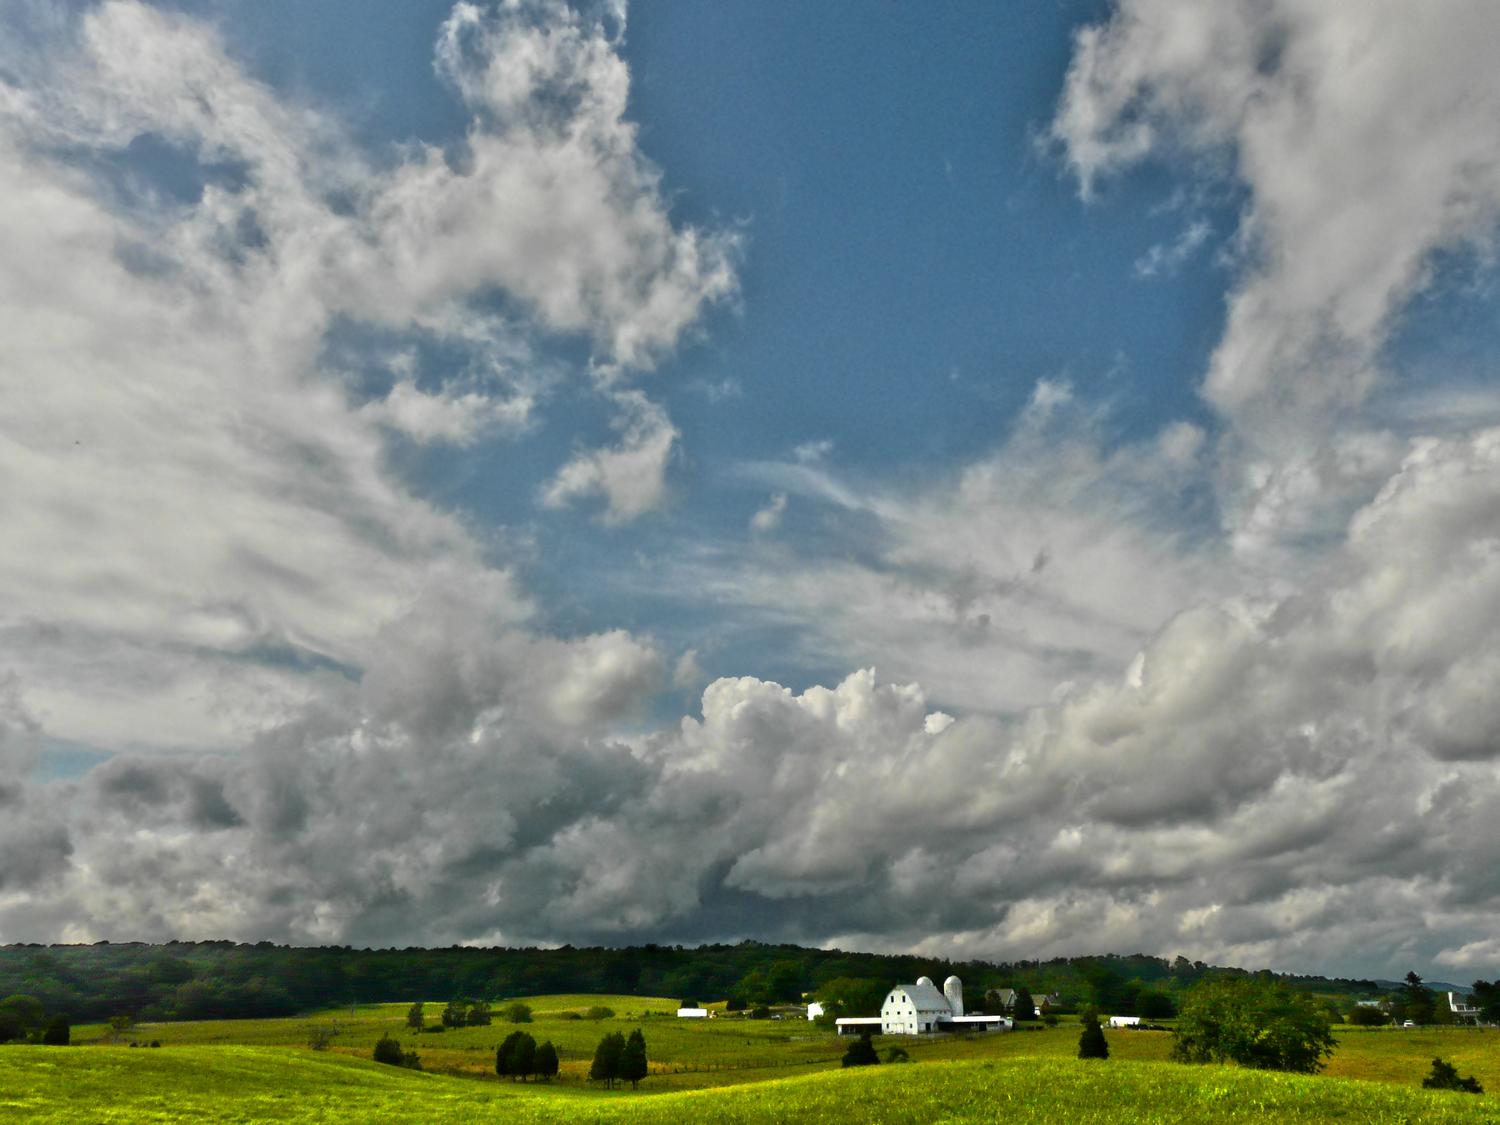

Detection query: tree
(442, 998), (467, 1028)
(1013, 987), (1037, 1022)
(1347, 1005), (1390, 1027)
(502, 1001), (533, 1024)
(1393, 971), (1435, 1026)
(841, 1031), (880, 1067)
(41, 1015), (70, 1046)
(1172, 978), (1334, 1073)
(1077, 1011), (1109, 1059)
(1137, 991), (1176, 1020)
(512, 1032), (536, 1080)
(586, 1005), (615, 1020)
(406, 1001), (424, 1031)
(466, 999), (492, 1026)
(497, 1031), (523, 1079)
(1470, 980), (1500, 1023)
(1423, 1057), (1483, 1094)
(0, 995), (44, 1035)
(619, 1028), (648, 1088)
(590, 1030), (625, 1088)
(497, 1031), (538, 1080)
(0, 1010), (24, 1044)
(766, 960), (806, 1004)
(535, 1040), (559, 1081)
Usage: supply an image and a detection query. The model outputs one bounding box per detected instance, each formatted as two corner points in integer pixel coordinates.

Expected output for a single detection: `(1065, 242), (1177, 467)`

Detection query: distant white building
(1447, 992), (1481, 1020)
(806, 1001), (825, 1021)
(835, 975), (1010, 1036)
(1107, 1015), (1141, 1029)
(676, 1007), (709, 1019)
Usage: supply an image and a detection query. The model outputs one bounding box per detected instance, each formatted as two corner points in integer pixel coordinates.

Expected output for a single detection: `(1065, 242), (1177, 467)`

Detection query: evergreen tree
(1077, 1012), (1109, 1059)
(535, 1040), (560, 1081)
(590, 1031), (625, 1088)
(405, 1001), (424, 1031)
(841, 1031), (880, 1067)
(619, 1028), (648, 1088)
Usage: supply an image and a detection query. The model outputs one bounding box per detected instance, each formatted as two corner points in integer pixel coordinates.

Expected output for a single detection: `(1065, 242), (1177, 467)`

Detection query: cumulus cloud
(3, 0), (1500, 982)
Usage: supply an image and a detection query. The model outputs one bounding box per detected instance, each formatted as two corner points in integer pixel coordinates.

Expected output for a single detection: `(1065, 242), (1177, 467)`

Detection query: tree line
(0, 939), (1400, 1025)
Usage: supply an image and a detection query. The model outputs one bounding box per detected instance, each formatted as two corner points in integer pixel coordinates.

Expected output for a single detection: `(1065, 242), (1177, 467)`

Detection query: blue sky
(6, 0), (1500, 979)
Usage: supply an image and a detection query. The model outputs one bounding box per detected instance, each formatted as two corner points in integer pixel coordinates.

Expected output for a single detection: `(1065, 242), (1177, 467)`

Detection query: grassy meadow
(2, 997), (1497, 1122)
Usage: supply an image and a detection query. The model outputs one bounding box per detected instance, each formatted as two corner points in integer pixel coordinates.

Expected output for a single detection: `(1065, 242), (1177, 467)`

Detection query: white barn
(836, 975), (1011, 1036)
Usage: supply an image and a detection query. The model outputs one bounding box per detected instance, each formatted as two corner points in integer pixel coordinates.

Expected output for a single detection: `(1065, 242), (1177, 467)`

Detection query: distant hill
(0, 939), (1403, 1024)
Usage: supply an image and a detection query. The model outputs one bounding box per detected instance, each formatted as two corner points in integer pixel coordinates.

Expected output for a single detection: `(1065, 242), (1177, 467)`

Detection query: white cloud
(362, 380), (533, 445)
(1133, 217), (1210, 278)
(0, 0), (731, 750)
(541, 390), (679, 523)
(1054, 0), (1500, 555)
(749, 492), (786, 534)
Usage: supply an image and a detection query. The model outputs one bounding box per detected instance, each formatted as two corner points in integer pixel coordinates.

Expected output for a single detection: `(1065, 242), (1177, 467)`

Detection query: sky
(3, 0), (1500, 981)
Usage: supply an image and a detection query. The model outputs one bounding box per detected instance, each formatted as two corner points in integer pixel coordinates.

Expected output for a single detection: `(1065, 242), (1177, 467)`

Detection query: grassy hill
(4, 1046), (1499, 1124)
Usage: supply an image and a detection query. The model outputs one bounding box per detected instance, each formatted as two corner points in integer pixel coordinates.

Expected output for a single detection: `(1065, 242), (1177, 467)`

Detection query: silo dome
(916, 976), (934, 988)
(943, 975), (964, 1017)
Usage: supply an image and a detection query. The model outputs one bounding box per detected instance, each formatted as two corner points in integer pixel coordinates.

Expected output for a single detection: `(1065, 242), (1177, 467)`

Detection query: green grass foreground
(4, 1046), (1500, 1124)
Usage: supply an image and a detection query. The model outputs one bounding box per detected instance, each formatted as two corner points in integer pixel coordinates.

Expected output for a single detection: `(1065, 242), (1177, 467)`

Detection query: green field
(5, 1046), (1500, 1124)
(2, 997), (1497, 1122)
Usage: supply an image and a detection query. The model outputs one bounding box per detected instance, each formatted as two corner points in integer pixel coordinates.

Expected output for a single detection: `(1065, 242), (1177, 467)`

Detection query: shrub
(150, 1040), (160, 1048)
(1423, 1057), (1483, 1094)
(1172, 977), (1334, 1074)
(725, 998), (746, 1012)
(373, 1034), (421, 1070)
(1077, 1012), (1109, 1060)
(884, 1046), (910, 1063)
(41, 1016), (70, 1046)
(1347, 1005), (1390, 1026)
(502, 1001), (533, 1024)
(750, 1006), (771, 1020)
(372, 1034), (405, 1066)
(585, 1005), (615, 1020)
(841, 1032), (879, 1068)
(306, 1025), (336, 1050)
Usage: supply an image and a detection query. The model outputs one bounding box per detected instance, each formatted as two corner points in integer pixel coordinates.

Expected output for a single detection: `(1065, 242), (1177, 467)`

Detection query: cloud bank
(1, 0), (1499, 982)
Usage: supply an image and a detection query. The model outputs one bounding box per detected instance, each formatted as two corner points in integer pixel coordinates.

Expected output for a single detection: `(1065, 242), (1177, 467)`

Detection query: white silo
(943, 975), (964, 1017)
(916, 975), (935, 988)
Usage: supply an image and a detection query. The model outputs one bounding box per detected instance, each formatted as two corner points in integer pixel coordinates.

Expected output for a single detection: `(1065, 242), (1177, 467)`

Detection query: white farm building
(835, 976), (1010, 1036)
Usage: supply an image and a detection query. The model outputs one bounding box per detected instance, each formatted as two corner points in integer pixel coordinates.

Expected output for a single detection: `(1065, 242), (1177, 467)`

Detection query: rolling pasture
(2, 997), (1497, 1122)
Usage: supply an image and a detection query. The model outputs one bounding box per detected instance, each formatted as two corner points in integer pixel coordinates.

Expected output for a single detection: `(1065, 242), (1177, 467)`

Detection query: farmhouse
(1447, 992), (1481, 1020)
(1107, 1015), (1141, 1029)
(676, 1006), (709, 1019)
(835, 975), (1011, 1036)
